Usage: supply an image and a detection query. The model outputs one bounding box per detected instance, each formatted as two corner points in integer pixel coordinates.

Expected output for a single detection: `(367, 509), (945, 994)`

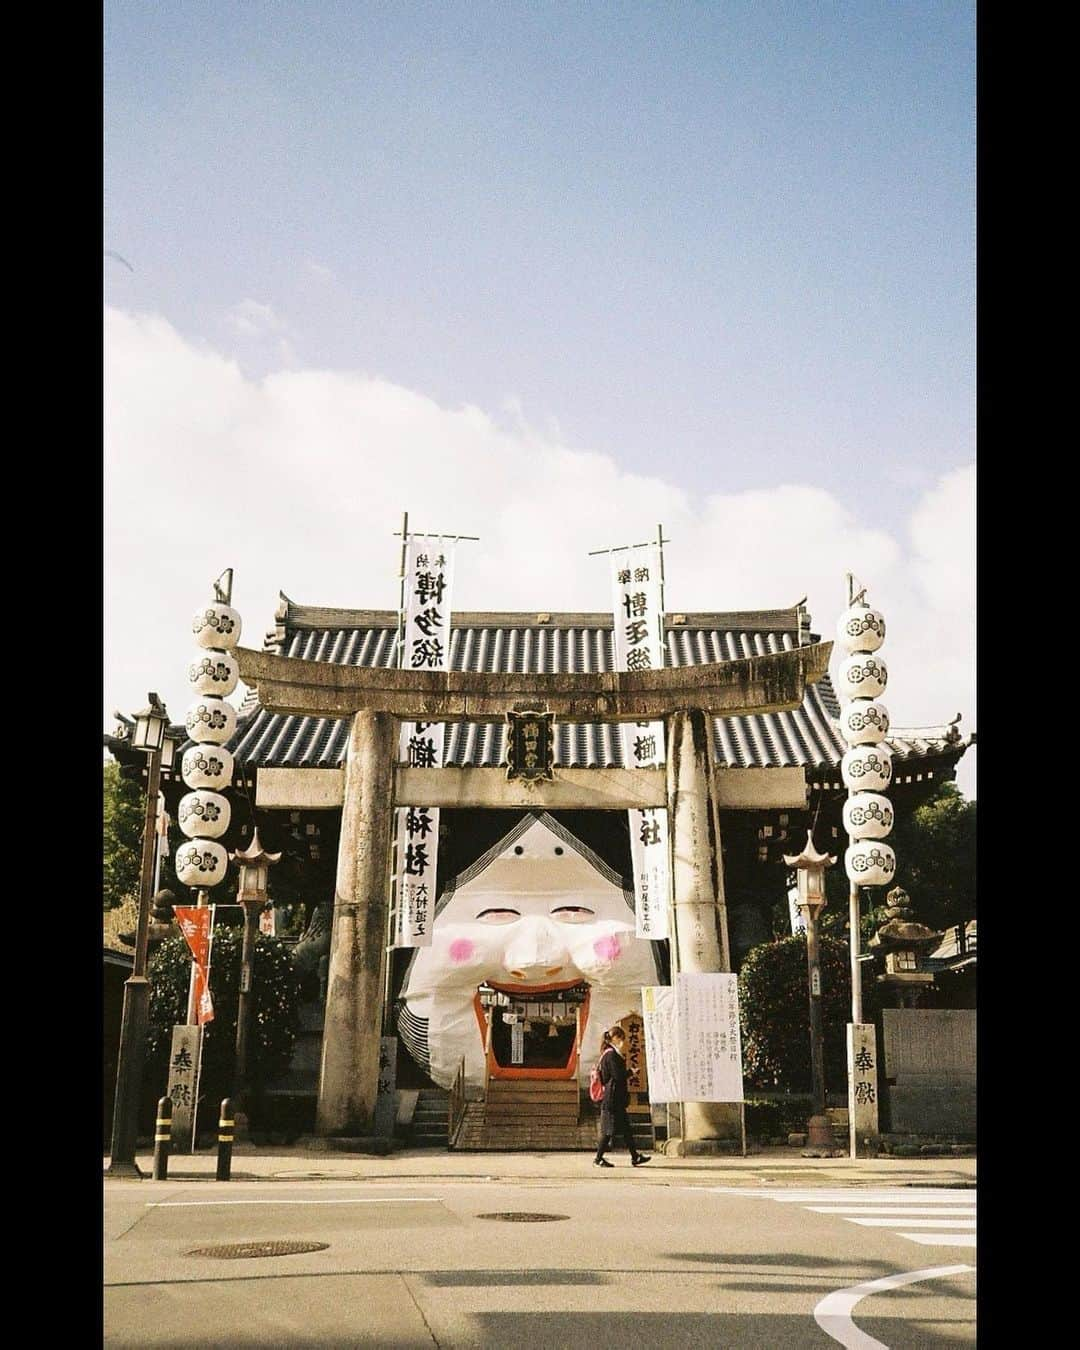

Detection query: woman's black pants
(595, 1104), (636, 1160)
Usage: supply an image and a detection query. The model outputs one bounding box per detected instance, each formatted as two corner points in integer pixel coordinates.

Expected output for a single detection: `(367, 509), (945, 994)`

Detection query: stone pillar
(666, 708), (741, 1148)
(316, 711), (396, 1135)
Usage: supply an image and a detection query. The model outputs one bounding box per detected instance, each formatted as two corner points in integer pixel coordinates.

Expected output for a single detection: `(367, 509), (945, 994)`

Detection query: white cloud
(104, 306), (975, 795)
(225, 298), (290, 338)
(303, 259), (335, 282)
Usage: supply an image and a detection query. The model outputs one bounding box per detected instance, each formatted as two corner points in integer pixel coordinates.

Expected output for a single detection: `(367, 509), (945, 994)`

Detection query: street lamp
(230, 829), (280, 1133)
(784, 831), (837, 1153)
(108, 694), (171, 1176)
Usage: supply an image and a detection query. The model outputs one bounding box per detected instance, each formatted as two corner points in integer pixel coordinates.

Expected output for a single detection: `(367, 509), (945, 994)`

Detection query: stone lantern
(868, 886), (942, 1005)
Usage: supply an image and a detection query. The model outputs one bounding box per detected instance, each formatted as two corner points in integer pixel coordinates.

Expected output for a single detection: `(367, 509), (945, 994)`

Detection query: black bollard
(152, 1097), (172, 1181)
(216, 1098), (234, 1181)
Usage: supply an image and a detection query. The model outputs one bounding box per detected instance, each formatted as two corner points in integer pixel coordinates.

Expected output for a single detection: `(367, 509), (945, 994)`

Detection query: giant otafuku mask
(397, 812), (662, 1092)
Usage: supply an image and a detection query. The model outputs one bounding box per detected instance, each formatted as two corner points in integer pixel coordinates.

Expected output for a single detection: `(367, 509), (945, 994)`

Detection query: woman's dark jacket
(597, 1045), (629, 1112)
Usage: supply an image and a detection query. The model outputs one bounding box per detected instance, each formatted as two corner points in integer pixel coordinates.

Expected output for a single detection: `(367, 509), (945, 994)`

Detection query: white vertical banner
(394, 537), (456, 947)
(641, 984), (681, 1102)
(788, 884), (807, 935)
(611, 545), (670, 939)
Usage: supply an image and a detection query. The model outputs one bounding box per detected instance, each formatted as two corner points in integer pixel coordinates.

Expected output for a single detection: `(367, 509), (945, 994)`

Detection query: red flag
(174, 907), (211, 965)
(174, 907), (215, 1025)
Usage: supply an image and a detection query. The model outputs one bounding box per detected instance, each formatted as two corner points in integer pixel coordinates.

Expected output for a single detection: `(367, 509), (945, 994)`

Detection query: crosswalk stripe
(842, 1217), (976, 1228)
(707, 1189), (974, 1202)
(698, 1187), (978, 1253)
(807, 1206), (975, 1216)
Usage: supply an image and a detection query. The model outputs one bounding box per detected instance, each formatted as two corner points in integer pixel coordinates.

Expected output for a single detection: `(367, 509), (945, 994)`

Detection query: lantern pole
(849, 879), (863, 1024)
(836, 577), (891, 1158)
(108, 697), (169, 1176)
(784, 832), (837, 1153)
(231, 830), (281, 1135)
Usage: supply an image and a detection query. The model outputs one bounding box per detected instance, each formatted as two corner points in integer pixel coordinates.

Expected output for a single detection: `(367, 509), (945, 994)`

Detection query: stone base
(105, 1159), (144, 1179)
(662, 1137), (743, 1157)
(296, 1135), (397, 1155)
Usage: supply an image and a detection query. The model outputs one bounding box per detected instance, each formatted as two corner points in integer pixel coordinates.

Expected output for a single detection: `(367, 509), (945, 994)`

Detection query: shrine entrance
(477, 981), (590, 1079)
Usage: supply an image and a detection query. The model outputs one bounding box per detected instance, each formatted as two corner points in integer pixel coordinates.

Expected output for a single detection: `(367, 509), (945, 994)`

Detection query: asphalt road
(104, 1173), (976, 1348)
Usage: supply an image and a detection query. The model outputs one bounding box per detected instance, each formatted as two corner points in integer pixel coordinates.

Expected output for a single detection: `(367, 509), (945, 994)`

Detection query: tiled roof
(229, 598), (968, 775)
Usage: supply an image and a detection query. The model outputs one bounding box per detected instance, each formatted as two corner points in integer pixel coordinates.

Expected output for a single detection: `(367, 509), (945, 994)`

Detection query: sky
(104, 1), (975, 797)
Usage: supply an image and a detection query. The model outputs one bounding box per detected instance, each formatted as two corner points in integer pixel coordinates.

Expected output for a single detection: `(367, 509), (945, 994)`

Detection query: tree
(145, 929), (301, 1123)
(103, 760), (143, 910)
(738, 932), (879, 1093)
(887, 781), (976, 932)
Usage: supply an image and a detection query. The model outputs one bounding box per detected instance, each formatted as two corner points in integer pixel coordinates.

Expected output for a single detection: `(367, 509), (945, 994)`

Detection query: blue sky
(104, 2), (975, 793)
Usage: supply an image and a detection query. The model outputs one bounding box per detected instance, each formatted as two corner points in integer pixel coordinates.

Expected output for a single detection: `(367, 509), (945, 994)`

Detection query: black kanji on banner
(506, 708), (555, 781)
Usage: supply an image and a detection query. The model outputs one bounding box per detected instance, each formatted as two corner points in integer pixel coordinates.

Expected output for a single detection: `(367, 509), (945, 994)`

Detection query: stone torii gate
(236, 639), (832, 1150)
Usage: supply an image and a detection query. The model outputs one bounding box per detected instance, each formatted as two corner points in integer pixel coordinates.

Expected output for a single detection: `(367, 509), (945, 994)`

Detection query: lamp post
(230, 829), (280, 1133)
(784, 831), (837, 1153)
(108, 695), (179, 1176)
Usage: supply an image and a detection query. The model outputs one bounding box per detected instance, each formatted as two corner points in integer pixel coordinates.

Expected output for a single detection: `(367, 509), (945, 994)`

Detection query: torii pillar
(315, 710), (396, 1136)
(665, 707), (741, 1152)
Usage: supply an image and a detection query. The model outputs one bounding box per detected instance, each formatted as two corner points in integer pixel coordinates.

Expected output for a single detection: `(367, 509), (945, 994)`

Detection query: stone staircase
(409, 1088), (450, 1148)
(449, 1080), (653, 1152)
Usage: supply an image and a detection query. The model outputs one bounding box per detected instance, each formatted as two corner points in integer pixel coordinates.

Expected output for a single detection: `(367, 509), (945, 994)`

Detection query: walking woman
(593, 1026), (650, 1168)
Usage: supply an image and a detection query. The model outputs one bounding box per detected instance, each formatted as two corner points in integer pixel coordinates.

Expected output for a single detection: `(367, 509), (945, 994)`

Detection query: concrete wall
(882, 1008), (976, 1137)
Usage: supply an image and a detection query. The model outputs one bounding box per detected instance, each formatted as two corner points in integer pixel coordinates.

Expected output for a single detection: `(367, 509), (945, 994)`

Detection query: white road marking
(898, 1232), (977, 1247)
(700, 1187), (978, 1252)
(842, 1217), (976, 1228)
(145, 1197), (443, 1208)
(814, 1263), (975, 1349)
(804, 1215), (972, 1225)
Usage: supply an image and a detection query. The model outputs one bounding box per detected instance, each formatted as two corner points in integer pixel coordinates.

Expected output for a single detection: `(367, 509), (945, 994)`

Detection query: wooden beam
(253, 764), (809, 811)
(256, 767), (345, 809)
(395, 765), (665, 810)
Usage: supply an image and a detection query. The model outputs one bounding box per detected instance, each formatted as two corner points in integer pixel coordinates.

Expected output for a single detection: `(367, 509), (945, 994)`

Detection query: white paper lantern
(185, 696), (237, 745)
(174, 839), (229, 887)
(841, 744), (893, 791)
(181, 744), (234, 790)
(837, 654), (888, 700)
(188, 649), (239, 697)
(177, 790), (232, 840)
(843, 792), (895, 840)
(836, 604), (886, 654)
(838, 699), (890, 745)
(845, 841), (897, 886)
(192, 603), (242, 651)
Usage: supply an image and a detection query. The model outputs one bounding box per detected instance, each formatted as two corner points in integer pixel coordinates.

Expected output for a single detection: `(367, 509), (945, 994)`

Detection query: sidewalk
(104, 1143), (976, 1188)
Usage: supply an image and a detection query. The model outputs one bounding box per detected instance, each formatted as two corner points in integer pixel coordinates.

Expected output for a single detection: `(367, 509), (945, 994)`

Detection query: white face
(402, 820), (658, 1001)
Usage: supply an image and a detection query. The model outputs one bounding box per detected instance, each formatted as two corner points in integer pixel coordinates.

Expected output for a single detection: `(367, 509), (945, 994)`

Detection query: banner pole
(190, 904), (215, 1152)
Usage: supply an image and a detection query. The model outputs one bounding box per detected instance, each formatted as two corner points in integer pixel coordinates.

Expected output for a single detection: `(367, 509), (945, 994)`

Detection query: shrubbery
(145, 928), (301, 1121)
(738, 933), (878, 1094)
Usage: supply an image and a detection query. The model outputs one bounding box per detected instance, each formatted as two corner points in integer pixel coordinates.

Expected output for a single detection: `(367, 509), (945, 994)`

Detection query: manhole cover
(476, 1212), (570, 1223)
(186, 1240), (330, 1259)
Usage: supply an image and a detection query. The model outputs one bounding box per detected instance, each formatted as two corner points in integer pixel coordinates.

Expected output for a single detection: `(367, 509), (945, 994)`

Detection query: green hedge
(738, 933), (879, 1094)
(145, 929), (301, 1122)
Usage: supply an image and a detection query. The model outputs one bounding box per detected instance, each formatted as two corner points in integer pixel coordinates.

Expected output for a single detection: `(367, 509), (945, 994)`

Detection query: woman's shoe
(593, 1158), (614, 1168)
(631, 1154), (651, 1166)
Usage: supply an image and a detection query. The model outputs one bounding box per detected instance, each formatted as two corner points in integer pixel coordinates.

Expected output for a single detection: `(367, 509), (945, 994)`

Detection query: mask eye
(551, 906), (596, 923)
(476, 908), (520, 924)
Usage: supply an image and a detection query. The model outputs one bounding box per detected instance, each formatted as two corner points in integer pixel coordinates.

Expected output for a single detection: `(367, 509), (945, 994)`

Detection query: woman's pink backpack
(589, 1046), (612, 1103)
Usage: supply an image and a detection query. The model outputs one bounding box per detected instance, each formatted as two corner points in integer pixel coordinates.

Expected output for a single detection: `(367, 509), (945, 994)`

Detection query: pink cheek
(593, 935), (622, 964)
(448, 938), (476, 964)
